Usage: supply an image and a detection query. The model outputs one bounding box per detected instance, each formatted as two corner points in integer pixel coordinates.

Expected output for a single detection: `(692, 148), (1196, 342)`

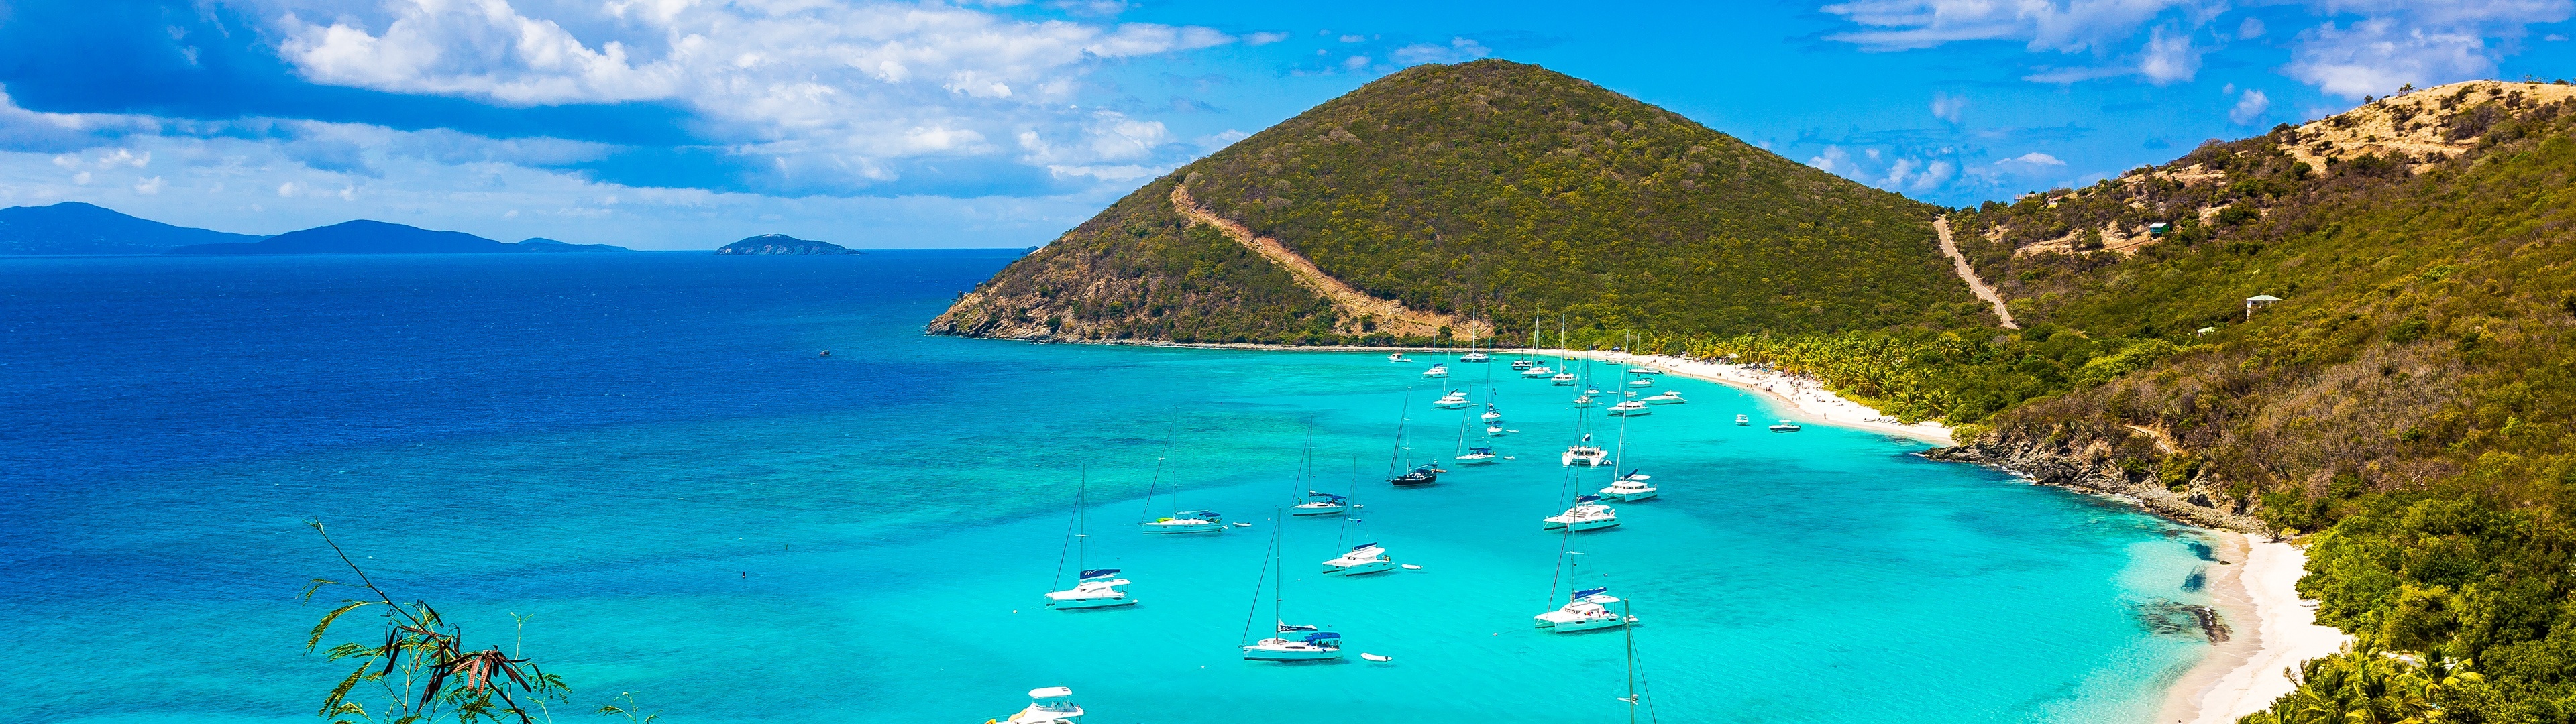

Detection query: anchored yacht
(1562, 444), (1611, 467)
(1642, 391), (1685, 404)
(1043, 569), (1137, 609)
(1320, 542), (1397, 576)
(1533, 587), (1638, 632)
(1542, 495), (1620, 531)
(1454, 446), (1499, 465)
(1598, 471), (1658, 502)
(1291, 491), (1349, 516)
(1607, 400), (1650, 416)
(1140, 510), (1224, 534)
(994, 686), (1086, 724)
(1431, 390), (1473, 409)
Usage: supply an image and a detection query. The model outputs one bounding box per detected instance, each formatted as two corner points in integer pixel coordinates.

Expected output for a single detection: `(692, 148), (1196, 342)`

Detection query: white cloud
(134, 176), (165, 194)
(1930, 91), (1966, 123)
(1821, 0), (2573, 97)
(258, 0), (1236, 191)
(2229, 88), (2271, 125)
(1245, 32), (1290, 46)
(1391, 37), (1491, 65)
(1998, 152), (2067, 166)
(2286, 17), (2504, 98)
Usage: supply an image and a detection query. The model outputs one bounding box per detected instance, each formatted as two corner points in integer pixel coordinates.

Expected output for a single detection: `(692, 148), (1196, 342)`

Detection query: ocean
(0, 251), (2214, 723)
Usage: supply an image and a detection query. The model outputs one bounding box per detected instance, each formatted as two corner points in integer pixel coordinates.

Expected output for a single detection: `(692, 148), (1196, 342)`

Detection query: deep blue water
(1, 252), (2216, 723)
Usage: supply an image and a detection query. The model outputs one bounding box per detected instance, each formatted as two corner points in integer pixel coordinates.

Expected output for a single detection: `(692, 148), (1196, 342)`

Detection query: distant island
(1, 202), (267, 255)
(714, 234), (858, 255)
(167, 221), (629, 255)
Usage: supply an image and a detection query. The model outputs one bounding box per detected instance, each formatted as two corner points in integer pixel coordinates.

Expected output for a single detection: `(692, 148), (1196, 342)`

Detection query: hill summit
(928, 59), (1984, 345)
(715, 235), (858, 255)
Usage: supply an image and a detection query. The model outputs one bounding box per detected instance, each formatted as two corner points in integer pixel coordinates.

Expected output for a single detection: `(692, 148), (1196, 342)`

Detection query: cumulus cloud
(1807, 145), (1965, 192)
(258, 0), (1236, 192)
(2229, 88), (2271, 125)
(1391, 37), (1491, 65)
(1819, 0), (2573, 97)
(1930, 91), (1966, 123)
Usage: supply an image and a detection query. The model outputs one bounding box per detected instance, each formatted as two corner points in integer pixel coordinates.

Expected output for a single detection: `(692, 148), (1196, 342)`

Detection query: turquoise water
(1, 253), (2213, 723)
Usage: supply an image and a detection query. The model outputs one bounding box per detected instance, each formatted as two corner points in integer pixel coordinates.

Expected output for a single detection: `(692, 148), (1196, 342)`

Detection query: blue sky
(4, 0), (2574, 249)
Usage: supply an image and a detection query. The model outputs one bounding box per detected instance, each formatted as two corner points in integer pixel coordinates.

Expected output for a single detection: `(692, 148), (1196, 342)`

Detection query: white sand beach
(1546, 349), (1955, 444)
(2160, 533), (2353, 723)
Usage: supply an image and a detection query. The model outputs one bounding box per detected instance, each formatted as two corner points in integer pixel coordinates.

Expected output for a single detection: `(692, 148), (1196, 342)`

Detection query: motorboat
(1769, 420), (1803, 432)
(1141, 509), (1225, 534)
(1486, 424), (1515, 436)
(1607, 400), (1650, 416)
(1521, 365), (1555, 378)
(1321, 542), (1397, 576)
(1541, 495), (1620, 531)
(1627, 367), (1662, 375)
(1570, 394), (1597, 408)
(1532, 587), (1637, 632)
(1562, 444), (1611, 467)
(1455, 446), (1500, 465)
(1244, 630), (1344, 661)
(1736, 414), (1751, 426)
(1643, 391), (1685, 404)
(1599, 471), (1658, 501)
(1431, 390), (1472, 409)
(1387, 463), (1440, 487)
(1291, 491), (1350, 516)
(1387, 353), (1411, 363)
(994, 686), (1086, 724)
(1043, 569), (1137, 609)
(1421, 363), (1450, 379)
(1550, 373), (1577, 386)
(1480, 404), (1505, 423)
(1461, 352), (1491, 363)
(1511, 359), (1536, 371)
(1627, 377), (1655, 387)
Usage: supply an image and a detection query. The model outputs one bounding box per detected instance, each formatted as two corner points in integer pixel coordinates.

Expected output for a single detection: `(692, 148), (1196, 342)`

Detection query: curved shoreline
(997, 339), (2343, 723)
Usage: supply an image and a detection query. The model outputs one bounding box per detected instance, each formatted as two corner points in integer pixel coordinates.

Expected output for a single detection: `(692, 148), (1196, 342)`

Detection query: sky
(3, 1), (2574, 249)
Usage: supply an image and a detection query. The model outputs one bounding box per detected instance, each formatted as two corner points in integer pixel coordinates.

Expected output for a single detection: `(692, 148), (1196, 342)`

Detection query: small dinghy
(1360, 652), (1393, 662)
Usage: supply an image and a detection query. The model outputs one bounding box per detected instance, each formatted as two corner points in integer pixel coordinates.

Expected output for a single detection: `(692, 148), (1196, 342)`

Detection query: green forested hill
(928, 60), (1988, 345)
(1711, 81), (2576, 721)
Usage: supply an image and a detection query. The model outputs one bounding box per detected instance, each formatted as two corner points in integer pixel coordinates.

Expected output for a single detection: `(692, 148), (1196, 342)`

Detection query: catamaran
(1521, 364), (1556, 379)
(1550, 371), (1578, 386)
(1599, 471), (1658, 501)
(1570, 393), (1598, 408)
(1431, 390), (1472, 409)
(1242, 520), (1346, 661)
(1421, 363), (1449, 379)
(1043, 473), (1138, 609)
(1386, 352), (1410, 363)
(1563, 442), (1611, 467)
(1320, 542), (1397, 576)
(1481, 404), (1505, 423)
(1542, 494), (1620, 531)
(991, 686), (1086, 724)
(1769, 420), (1803, 432)
(1643, 391), (1686, 404)
(1511, 359), (1536, 371)
(1608, 399), (1650, 416)
(1534, 586), (1638, 632)
(1627, 377), (1656, 387)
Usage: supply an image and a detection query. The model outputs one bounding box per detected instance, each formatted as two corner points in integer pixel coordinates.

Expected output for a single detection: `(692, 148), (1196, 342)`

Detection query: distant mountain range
(167, 221), (628, 255)
(0, 202), (630, 255)
(0, 202), (268, 255)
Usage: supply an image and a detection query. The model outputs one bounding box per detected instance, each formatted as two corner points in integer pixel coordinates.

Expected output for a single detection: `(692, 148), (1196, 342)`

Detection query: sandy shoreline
(1051, 339), (2341, 721)
(2160, 533), (2351, 723)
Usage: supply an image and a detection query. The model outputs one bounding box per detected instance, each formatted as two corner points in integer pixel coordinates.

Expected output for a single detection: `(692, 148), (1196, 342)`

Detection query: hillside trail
(1170, 183), (1489, 339)
(1935, 216), (2019, 330)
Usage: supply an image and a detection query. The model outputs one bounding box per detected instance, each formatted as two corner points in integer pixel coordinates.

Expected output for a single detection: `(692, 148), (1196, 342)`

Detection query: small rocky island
(714, 234), (859, 255)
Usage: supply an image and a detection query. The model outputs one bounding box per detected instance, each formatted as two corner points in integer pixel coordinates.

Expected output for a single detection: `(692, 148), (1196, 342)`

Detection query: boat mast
(1389, 387), (1414, 476)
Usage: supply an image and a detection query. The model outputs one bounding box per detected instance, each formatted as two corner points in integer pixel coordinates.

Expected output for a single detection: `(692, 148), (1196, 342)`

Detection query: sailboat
(1534, 585), (1637, 632)
(1597, 409), (1658, 502)
(1387, 388), (1440, 486)
(1460, 308), (1491, 363)
(1321, 542), (1398, 576)
(1542, 494), (1621, 531)
(1139, 455), (1224, 534)
(1242, 518), (1346, 660)
(1292, 491), (1349, 516)
(1043, 473), (1137, 609)
(1617, 599), (1659, 721)
(1511, 305), (1541, 371)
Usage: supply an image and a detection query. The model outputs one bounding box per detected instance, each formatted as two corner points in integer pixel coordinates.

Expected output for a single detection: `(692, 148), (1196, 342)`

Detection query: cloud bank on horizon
(0, 0), (2571, 248)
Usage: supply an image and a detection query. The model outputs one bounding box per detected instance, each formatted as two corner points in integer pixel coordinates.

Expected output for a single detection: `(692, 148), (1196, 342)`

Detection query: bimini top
(1350, 542), (1379, 552)
(1028, 686), (1074, 699)
(1305, 491), (1347, 501)
(1173, 509), (1220, 518)
(1303, 631), (1343, 642)
(1573, 586), (1609, 599)
(1574, 495), (1602, 503)
(1077, 568), (1120, 580)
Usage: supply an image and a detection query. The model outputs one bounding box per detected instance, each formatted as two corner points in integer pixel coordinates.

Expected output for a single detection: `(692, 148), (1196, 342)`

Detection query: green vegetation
(302, 522), (568, 724)
(932, 59), (1987, 345)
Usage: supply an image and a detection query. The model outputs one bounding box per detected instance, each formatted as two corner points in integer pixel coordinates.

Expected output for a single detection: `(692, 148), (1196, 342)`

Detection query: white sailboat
(1291, 491), (1349, 516)
(1138, 456), (1224, 534)
(1626, 377), (1655, 387)
(1320, 542), (1397, 576)
(1242, 518), (1346, 661)
(1481, 404), (1505, 424)
(1421, 363), (1450, 379)
(1642, 391), (1685, 404)
(1521, 364), (1556, 379)
(1550, 371), (1578, 386)
(1533, 585), (1637, 632)
(1597, 414), (1657, 502)
(1043, 473), (1137, 609)
(1607, 399), (1650, 416)
(1430, 389), (1473, 409)
(1386, 352), (1410, 363)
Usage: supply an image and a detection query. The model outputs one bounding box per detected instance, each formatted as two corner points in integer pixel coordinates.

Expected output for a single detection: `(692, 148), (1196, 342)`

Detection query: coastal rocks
(1926, 436), (2269, 533)
(715, 235), (859, 255)
(2134, 597), (2233, 643)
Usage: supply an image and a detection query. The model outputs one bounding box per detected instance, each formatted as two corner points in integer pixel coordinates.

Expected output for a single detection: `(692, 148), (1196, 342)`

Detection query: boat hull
(1541, 517), (1621, 531)
(1454, 456), (1499, 465)
(1534, 615), (1635, 632)
(1242, 645), (1344, 661)
(1322, 560), (1397, 576)
(1289, 504), (1348, 516)
(1043, 595), (1137, 609)
(1140, 522), (1224, 534)
(1599, 489), (1658, 502)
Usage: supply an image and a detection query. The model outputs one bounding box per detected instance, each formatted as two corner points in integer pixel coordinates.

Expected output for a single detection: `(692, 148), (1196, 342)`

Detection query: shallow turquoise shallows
(0, 253), (2214, 723)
